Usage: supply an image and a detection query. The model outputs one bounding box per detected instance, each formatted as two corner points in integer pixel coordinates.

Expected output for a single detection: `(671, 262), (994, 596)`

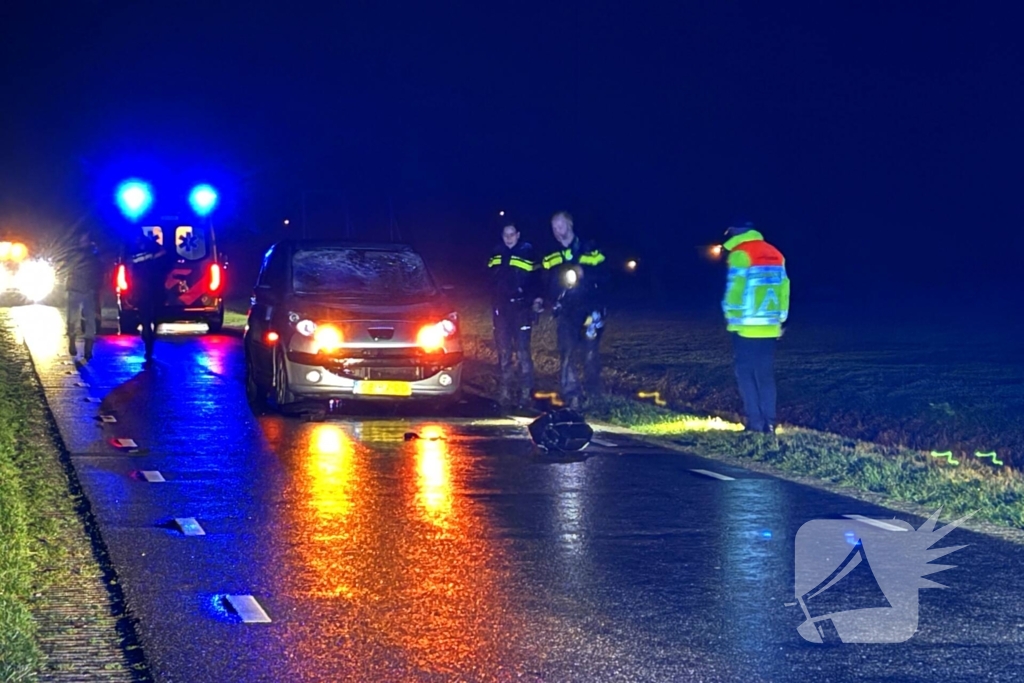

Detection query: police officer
(129, 233), (173, 361)
(488, 218), (538, 408)
(65, 231), (104, 361)
(535, 211), (608, 411)
(721, 221), (790, 433)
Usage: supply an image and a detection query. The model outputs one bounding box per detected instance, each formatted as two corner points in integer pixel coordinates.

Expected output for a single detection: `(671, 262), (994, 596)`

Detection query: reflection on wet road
(12, 304), (1024, 682)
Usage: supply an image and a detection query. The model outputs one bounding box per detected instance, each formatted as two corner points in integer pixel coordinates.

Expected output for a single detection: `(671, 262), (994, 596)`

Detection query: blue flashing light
(115, 180), (154, 220)
(759, 529), (773, 540)
(189, 184), (219, 216)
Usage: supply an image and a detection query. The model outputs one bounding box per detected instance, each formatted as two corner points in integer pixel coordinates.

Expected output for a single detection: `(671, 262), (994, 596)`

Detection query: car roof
(276, 240), (417, 252)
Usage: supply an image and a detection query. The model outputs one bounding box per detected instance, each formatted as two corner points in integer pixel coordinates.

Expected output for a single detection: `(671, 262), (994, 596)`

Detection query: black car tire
(118, 312), (140, 336)
(207, 303), (225, 334)
(272, 348), (298, 413)
(245, 355), (269, 413)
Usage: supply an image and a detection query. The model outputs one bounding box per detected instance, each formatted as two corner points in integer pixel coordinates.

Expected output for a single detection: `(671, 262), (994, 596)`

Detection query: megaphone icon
(797, 538), (892, 643)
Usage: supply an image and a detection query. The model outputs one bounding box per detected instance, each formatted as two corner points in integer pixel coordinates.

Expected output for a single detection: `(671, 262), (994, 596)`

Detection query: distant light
(189, 184), (219, 216)
(625, 259), (637, 272)
(499, 210), (505, 217)
(13, 258), (56, 302)
(283, 219), (290, 225)
(710, 245), (723, 258)
(116, 180), (154, 221)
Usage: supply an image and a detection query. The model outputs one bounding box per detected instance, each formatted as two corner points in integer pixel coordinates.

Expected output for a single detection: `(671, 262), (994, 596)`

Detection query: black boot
(68, 336), (77, 357)
(84, 338), (94, 361)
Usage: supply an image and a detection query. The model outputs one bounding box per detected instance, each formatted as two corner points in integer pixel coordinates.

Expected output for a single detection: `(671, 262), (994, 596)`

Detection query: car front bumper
(284, 355), (463, 400)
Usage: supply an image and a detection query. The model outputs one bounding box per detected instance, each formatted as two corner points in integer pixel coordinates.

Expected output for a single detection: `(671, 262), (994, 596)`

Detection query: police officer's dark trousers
(556, 309), (602, 404)
(493, 303), (534, 402)
(731, 334), (777, 431)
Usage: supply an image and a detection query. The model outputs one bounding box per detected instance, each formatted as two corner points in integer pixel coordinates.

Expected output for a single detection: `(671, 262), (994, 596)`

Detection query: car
(113, 222), (226, 333)
(244, 240), (463, 413)
(0, 239), (57, 305)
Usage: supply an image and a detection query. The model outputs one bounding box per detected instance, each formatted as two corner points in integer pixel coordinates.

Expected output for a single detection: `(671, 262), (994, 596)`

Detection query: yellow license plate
(353, 380), (413, 397)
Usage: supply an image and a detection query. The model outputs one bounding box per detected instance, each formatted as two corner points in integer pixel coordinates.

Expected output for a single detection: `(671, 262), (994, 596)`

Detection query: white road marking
(74, 382), (90, 387)
(590, 437), (618, 448)
(100, 414), (117, 423)
(85, 397), (101, 403)
(843, 515), (908, 532)
(224, 595), (272, 623)
(111, 438), (138, 449)
(140, 471), (165, 483)
(174, 517), (206, 536)
(689, 469), (736, 481)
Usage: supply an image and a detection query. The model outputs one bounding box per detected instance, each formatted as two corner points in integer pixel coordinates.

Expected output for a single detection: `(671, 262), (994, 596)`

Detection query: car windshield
(292, 248), (437, 298)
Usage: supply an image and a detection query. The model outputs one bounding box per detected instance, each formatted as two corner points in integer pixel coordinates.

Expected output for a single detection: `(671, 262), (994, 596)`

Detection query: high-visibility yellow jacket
(722, 230), (790, 338)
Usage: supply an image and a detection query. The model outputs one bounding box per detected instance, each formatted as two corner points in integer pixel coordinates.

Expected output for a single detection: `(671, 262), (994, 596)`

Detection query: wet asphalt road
(12, 305), (1024, 682)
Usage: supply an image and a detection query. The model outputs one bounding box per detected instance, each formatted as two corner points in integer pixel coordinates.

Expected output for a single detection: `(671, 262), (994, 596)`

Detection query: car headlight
(13, 259), (56, 302)
(417, 319), (457, 352)
(312, 324), (343, 353)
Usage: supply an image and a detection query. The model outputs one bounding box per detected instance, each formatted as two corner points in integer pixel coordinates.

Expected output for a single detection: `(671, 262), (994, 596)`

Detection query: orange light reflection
(415, 424), (452, 528)
(273, 419), (526, 677)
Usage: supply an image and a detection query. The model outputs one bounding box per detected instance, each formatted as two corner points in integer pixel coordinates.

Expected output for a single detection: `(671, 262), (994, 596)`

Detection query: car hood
(284, 293), (454, 322)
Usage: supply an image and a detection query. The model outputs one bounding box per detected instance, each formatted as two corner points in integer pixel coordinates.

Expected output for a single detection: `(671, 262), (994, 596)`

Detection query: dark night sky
(1, 1), (1021, 303)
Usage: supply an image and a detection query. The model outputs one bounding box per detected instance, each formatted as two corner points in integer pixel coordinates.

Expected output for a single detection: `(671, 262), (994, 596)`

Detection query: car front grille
(289, 349), (463, 382)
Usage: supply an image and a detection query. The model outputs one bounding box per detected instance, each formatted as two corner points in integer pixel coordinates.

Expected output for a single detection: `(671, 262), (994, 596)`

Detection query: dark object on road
(245, 241), (463, 415)
(528, 408), (593, 451)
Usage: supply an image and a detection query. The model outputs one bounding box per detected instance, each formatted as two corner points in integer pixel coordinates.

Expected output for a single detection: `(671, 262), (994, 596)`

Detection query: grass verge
(0, 314), (139, 682)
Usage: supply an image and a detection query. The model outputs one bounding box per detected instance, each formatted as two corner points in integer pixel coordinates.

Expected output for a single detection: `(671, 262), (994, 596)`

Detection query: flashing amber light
(313, 324), (343, 353)
(710, 245), (723, 258)
(265, 331), (280, 344)
(10, 242), (28, 263)
(115, 264), (128, 292)
(209, 263), (222, 293)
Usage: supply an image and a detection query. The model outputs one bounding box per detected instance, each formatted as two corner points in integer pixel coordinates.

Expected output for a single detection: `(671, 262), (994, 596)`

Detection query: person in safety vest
(534, 210), (608, 411)
(488, 217), (539, 408)
(721, 221), (790, 434)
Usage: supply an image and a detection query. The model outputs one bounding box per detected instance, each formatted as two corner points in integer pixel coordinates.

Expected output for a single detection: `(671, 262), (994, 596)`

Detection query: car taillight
(209, 263), (222, 293)
(115, 264), (128, 293)
(417, 319), (457, 352)
(312, 324), (343, 353)
(265, 331), (280, 344)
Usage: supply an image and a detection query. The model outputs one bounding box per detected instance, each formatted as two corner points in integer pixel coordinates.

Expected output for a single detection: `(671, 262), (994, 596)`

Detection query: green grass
(0, 349), (47, 679)
(0, 320), (106, 680)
